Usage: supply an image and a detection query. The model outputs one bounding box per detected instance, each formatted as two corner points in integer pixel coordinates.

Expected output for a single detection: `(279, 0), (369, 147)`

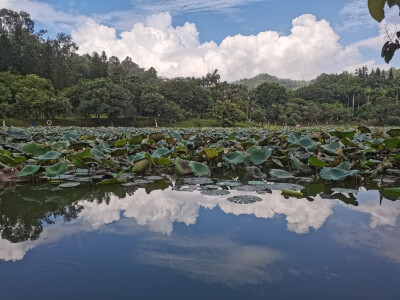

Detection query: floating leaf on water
(383, 187), (400, 200)
(201, 190), (230, 196)
(184, 177), (214, 185)
(281, 189), (303, 197)
(248, 180), (266, 185)
(98, 178), (128, 185)
(308, 156), (327, 167)
(18, 165), (40, 177)
(216, 181), (242, 187)
(45, 162), (68, 177)
(59, 182), (81, 188)
(244, 166), (267, 179)
(269, 169), (295, 179)
(144, 176), (165, 181)
(36, 150), (62, 161)
(201, 185), (220, 190)
(227, 195), (262, 204)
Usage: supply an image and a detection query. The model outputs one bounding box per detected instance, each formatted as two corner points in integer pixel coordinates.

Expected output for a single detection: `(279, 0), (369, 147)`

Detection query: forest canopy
(1, 9), (400, 127)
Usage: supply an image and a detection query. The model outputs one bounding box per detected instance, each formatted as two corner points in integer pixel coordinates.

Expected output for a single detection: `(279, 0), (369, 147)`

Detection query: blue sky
(0, 0), (398, 80)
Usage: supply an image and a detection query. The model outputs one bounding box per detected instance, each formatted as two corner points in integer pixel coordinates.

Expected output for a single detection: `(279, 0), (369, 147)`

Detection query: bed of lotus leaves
(0, 125), (399, 199)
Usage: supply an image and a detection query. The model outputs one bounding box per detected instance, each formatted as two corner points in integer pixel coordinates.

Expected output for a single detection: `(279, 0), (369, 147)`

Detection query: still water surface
(0, 178), (399, 300)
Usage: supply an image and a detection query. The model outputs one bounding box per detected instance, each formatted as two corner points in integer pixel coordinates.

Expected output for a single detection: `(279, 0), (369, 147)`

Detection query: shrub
(387, 116), (400, 126)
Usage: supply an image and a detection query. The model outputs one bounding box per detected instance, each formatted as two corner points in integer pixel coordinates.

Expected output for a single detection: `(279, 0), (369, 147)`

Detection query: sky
(1, 0), (400, 81)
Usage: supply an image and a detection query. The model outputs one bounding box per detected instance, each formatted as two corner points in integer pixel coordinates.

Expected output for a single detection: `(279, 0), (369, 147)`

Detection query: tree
(256, 83), (288, 123)
(250, 109), (266, 127)
(212, 100), (246, 127)
(141, 91), (166, 127)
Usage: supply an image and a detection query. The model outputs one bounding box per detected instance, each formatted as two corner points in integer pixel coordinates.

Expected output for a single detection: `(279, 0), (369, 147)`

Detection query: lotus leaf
(76, 148), (93, 159)
(67, 155), (87, 169)
(36, 150), (62, 161)
(387, 128), (400, 137)
(152, 148), (174, 158)
(22, 142), (46, 156)
(175, 157), (192, 175)
(281, 189), (303, 197)
(189, 161), (210, 177)
(287, 132), (317, 152)
(201, 190), (230, 196)
(91, 147), (105, 158)
(308, 156), (327, 167)
(320, 166), (358, 181)
(45, 162), (68, 177)
(203, 148), (219, 159)
(249, 147), (272, 165)
(384, 138), (400, 150)
(18, 165), (40, 177)
(223, 151), (248, 165)
(383, 187), (400, 199)
(290, 154), (307, 171)
(321, 141), (340, 155)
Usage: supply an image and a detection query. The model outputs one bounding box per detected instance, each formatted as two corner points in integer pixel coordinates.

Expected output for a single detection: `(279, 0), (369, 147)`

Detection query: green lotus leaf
(332, 188), (358, 194)
(45, 161), (68, 177)
(66, 154), (87, 169)
(216, 181), (242, 187)
(320, 166), (358, 181)
(249, 147), (272, 165)
(76, 148), (93, 159)
(175, 157), (192, 175)
(223, 151), (248, 165)
(110, 147), (128, 157)
(149, 132), (164, 142)
(281, 189), (303, 197)
(69, 142), (92, 150)
(18, 165), (40, 177)
(287, 132), (317, 152)
(0, 154), (15, 164)
(98, 178), (128, 185)
(22, 142), (46, 156)
(387, 128), (400, 137)
(36, 150), (62, 161)
(384, 138), (400, 150)
(51, 141), (70, 151)
(154, 157), (172, 166)
(203, 148), (219, 159)
(127, 152), (147, 163)
(290, 154), (307, 171)
(320, 141), (340, 155)
(329, 130), (356, 139)
(248, 180), (266, 185)
(114, 138), (129, 147)
(308, 156), (327, 167)
(269, 169), (295, 179)
(383, 187), (400, 200)
(91, 147), (105, 158)
(189, 161), (210, 177)
(152, 148), (174, 158)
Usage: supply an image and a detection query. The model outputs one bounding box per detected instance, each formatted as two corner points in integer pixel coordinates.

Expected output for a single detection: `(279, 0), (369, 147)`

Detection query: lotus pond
(0, 126), (399, 299)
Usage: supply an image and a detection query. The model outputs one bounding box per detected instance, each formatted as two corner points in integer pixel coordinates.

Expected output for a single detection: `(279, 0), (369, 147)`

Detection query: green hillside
(235, 73), (308, 89)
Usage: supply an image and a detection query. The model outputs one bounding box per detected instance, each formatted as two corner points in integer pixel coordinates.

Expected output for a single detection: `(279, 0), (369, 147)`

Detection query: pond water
(0, 178), (399, 300)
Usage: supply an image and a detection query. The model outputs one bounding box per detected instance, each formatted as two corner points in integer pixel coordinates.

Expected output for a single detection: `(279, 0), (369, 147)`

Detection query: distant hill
(234, 73), (308, 89)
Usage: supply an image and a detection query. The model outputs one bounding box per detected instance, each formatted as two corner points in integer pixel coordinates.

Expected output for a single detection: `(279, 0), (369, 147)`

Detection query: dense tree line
(1, 9), (399, 127)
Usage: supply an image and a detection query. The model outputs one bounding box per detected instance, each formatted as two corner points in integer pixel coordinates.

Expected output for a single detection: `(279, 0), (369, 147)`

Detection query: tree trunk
(2, 118), (5, 127)
(352, 93), (355, 116)
(397, 92), (399, 104)
(154, 117), (158, 128)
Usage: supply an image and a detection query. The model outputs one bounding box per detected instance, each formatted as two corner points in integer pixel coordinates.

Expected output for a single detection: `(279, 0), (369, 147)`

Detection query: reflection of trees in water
(0, 183), (130, 243)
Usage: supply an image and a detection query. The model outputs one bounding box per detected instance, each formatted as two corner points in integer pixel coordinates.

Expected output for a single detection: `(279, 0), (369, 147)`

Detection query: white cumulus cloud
(73, 12), (365, 81)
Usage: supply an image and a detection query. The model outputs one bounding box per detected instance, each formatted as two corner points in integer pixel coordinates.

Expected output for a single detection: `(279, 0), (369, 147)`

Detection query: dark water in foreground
(0, 178), (399, 300)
